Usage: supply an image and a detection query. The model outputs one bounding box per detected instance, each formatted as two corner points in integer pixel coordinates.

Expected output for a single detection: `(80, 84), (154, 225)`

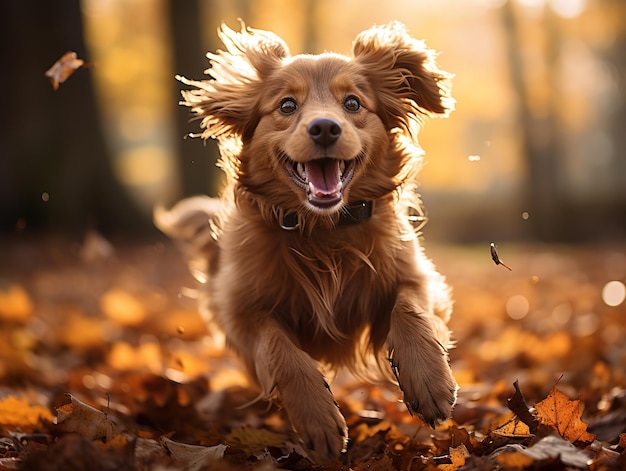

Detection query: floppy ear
(178, 23), (290, 142)
(352, 22), (454, 136)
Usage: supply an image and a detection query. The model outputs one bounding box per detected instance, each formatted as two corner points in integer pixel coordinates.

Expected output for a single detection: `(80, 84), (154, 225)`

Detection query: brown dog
(155, 21), (457, 461)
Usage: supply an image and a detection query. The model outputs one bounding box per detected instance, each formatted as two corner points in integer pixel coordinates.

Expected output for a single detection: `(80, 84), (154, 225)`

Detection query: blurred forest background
(1, 0), (625, 243)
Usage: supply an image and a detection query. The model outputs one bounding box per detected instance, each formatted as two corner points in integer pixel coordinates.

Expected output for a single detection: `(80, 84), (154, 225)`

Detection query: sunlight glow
(602, 281), (626, 307)
(550, 0), (586, 18)
(506, 294), (530, 320)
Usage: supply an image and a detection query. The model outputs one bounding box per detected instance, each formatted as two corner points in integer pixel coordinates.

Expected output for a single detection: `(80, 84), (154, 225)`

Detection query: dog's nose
(307, 118), (342, 147)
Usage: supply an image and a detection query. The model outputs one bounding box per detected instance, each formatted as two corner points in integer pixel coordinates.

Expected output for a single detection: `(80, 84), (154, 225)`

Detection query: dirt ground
(0, 236), (625, 470)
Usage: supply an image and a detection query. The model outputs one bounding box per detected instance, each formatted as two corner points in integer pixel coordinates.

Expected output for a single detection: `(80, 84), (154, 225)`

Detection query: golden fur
(155, 21), (458, 461)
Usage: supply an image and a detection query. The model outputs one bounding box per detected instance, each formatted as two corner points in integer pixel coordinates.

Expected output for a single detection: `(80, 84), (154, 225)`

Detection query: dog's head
(180, 21), (453, 220)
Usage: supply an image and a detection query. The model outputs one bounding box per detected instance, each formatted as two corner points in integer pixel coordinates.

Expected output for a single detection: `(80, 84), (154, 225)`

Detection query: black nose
(307, 118), (342, 147)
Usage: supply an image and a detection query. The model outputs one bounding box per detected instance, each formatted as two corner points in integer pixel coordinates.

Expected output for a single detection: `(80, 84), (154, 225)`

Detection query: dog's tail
(154, 196), (221, 284)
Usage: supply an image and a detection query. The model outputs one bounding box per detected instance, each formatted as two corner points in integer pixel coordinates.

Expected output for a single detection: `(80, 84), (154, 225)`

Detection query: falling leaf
(162, 437), (226, 471)
(534, 386), (597, 444)
(54, 394), (117, 441)
(45, 51), (86, 90)
(490, 242), (512, 271)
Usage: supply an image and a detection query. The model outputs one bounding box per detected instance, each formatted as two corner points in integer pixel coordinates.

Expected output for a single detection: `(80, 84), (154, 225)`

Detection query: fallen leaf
(534, 386), (597, 444)
(495, 450), (534, 469)
(162, 437), (226, 471)
(0, 284), (34, 322)
(45, 51), (85, 90)
(0, 396), (53, 430)
(54, 394), (117, 441)
(493, 414), (533, 438)
(506, 380), (539, 432)
(518, 434), (592, 468)
(225, 426), (289, 455)
(100, 289), (147, 326)
(438, 444), (470, 471)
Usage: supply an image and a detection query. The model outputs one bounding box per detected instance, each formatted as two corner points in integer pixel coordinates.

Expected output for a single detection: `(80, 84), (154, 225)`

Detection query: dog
(155, 21), (458, 461)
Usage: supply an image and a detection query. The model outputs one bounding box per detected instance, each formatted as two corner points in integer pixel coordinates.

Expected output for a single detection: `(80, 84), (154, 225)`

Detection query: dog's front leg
(247, 321), (348, 460)
(387, 284), (458, 426)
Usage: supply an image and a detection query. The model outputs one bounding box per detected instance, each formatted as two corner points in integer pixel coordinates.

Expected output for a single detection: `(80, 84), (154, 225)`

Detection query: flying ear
(352, 22), (454, 135)
(178, 23), (290, 141)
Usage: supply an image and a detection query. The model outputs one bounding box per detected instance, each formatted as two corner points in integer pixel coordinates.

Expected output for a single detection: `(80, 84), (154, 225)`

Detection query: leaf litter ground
(0, 237), (625, 470)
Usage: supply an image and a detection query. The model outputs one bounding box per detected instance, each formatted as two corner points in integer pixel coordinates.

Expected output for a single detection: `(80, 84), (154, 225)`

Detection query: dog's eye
(279, 98), (298, 115)
(343, 96), (361, 113)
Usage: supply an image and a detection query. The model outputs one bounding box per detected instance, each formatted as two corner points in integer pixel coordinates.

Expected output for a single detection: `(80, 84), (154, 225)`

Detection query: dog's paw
(390, 343), (458, 427)
(281, 380), (348, 461)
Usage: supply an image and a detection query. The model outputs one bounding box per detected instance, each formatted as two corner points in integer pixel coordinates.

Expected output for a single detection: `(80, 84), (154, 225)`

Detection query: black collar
(280, 200), (374, 231)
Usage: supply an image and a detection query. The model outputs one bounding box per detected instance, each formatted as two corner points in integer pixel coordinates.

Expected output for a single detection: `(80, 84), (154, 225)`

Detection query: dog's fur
(155, 21), (457, 461)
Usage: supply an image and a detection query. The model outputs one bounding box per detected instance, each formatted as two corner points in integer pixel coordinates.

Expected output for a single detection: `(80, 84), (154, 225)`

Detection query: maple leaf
(534, 386), (597, 444)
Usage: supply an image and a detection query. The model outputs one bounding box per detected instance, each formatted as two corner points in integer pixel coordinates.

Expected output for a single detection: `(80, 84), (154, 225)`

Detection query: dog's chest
(275, 236), (396, 336)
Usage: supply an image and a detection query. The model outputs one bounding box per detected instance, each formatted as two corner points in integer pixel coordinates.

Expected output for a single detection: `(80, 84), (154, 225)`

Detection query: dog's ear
(178, 23), (290, 142)
(353, 22), (454, 136)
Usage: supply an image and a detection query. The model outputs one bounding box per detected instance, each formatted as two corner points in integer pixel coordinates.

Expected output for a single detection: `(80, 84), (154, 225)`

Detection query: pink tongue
(306, 159), (341, 196)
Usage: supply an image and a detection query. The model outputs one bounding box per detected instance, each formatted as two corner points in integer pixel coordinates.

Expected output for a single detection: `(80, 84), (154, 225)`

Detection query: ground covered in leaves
(0, 235), (625, 470)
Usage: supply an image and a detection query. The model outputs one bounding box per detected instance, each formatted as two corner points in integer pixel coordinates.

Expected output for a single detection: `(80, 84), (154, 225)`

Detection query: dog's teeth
(339, 160), (346, 176)
(296, 162), (306, 179)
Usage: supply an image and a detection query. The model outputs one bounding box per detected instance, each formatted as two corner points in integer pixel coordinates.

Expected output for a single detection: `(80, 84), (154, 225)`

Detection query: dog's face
(250, 56), (387, 213)
(180, 22), (453, 217)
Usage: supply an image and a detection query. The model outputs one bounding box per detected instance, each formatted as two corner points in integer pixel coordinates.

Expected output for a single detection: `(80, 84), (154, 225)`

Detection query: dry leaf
(45, 51), (85, 90)
(162, 437), (226, 471)
(438, 444), (470, 471)
(100, 289), (147, 326)
(0, 396), (53, 429)
(225, 426), (289, 455)
(534, 386), (597, 444)
(0, 284), (34, 322)
(490, 242), (512, 271)
(493, 414), (533, 438)
(506, 380), (539, 432)
(495, 450), (534, 468)
(54, 394), (117, 441)
(518, 434), (592, 468)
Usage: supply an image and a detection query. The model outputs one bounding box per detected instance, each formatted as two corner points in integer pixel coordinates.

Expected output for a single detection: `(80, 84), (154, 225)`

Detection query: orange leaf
(496, 451), (534, 469)
(0, 396), (53, 430)
(493, 413), (533, 438)
(534, 386), (596, 444)
(45, 51), (85, 90)
(438, 444), (470, 471)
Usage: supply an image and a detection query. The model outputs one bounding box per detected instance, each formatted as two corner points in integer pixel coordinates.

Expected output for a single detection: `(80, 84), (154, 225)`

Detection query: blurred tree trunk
(602, 0), (626, 234)
(501, 1), (565, 242)
(166, 0), (222, 198)
(0, 0), (148, 236)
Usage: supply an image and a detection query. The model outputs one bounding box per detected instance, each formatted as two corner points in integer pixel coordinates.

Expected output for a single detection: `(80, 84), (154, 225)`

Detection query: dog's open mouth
(284, 157), (356, 209)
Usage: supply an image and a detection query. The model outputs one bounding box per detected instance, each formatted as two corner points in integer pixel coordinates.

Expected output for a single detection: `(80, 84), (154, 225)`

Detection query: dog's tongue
(306, 159), (341, 198)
